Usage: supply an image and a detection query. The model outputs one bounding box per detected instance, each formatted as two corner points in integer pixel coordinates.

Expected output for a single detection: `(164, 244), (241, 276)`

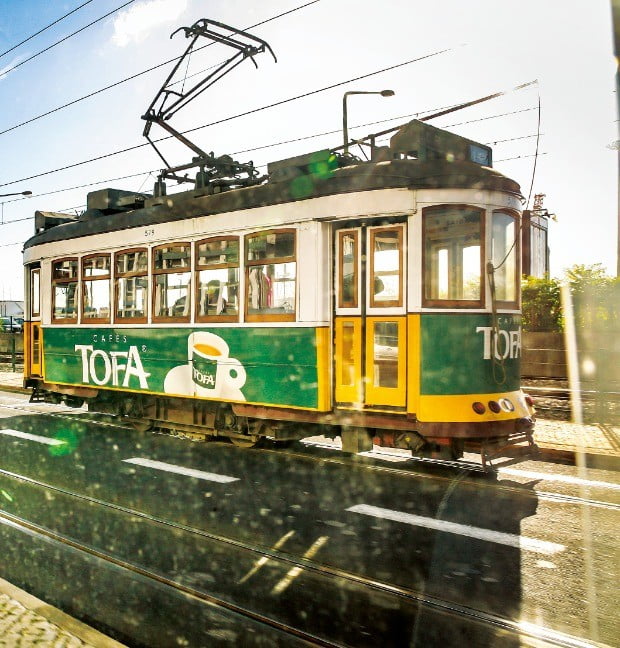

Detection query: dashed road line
(347, 503), (566, 555)
(123, 457), (239, 483)
(499, 467), (620, 491)
(0, 429), (65, 446)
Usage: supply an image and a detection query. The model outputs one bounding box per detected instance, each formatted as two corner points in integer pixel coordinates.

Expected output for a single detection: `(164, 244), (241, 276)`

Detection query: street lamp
(0, 190), (32, 225)
(342, 90), (395, 155)
(0, 190), (32, 197)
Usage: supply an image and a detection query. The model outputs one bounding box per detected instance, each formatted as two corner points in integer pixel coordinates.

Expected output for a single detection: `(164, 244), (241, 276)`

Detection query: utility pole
(614, 0), (620, 276)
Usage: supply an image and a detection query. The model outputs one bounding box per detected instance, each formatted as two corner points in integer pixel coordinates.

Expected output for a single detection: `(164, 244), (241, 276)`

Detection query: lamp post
(0, 190), (31, 225)
(342, 90), (395, 155)
(0, 191), (32, 197)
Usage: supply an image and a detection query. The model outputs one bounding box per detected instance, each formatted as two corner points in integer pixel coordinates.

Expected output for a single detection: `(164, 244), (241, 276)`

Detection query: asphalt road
(0, 392), (617, 647)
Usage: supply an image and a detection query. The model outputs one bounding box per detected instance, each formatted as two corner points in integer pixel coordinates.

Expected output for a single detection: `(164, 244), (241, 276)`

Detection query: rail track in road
(0, 462), (603, 648)
(0, 395), (617, 513)
(522, 378), (620, 422)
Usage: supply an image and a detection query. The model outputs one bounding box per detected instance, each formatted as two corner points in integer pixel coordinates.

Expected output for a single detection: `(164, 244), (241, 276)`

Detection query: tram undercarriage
(28, 381), (536, 467)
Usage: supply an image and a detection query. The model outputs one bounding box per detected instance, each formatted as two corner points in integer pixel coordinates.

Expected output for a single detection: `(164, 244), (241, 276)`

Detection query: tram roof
(23, 158), (521, 250)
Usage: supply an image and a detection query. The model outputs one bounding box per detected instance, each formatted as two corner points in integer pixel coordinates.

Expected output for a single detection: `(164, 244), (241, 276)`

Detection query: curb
(535, 445), (620, 472)
(0, 577), (126, 647)
(0, 384), (30, 395)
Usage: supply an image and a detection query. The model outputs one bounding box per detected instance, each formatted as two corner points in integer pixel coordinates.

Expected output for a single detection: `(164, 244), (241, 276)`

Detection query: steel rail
(0, 469), (599, 648)
(0, 397), (617, 512)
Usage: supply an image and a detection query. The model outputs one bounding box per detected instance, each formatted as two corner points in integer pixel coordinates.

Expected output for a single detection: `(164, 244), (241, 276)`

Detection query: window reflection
(246, 231), (296, 320)
(196, 238), (239, 320)
(491, 211), (518, 303)
(373, 321), (399, 388)
(424, 207), (482, 304)
(371, 228), (403, 307)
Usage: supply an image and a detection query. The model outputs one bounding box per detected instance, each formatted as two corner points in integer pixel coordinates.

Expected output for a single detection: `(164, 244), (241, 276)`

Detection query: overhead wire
(0, 115), (542, 227)
(0, 46), (455, 189)
(0, 0), (94, 60)
(0, 0), (136, 78)
(0, 0), (322, 138)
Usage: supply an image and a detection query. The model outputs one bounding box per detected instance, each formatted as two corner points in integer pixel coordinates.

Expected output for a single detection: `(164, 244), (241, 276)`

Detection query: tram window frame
(82, 254), (112, 323)
(195, 236), (240, 323)
(152, 242), (192, 322)
(337, 229), (359, 310)
(114, 248), (149, 324)
(245, 229), (296, 323)
(30, 267), (40, 318)
(422, 205), (485, 308)
(491, 210), (520, 309)
(369, 225), (404, 309)
(51, 257), (79, 323)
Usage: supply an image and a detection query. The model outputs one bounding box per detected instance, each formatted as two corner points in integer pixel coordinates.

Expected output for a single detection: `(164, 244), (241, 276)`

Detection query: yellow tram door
(334, 223), (407, 409)
(25, 266), (42, 378)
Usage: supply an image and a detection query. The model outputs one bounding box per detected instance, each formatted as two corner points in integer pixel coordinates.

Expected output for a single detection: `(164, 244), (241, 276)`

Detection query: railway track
(0, 465), (602, 648)
(0, 395), (616, 512)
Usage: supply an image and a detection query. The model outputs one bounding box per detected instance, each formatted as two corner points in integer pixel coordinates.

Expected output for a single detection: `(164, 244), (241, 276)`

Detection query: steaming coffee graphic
(163, 332), (247, 400)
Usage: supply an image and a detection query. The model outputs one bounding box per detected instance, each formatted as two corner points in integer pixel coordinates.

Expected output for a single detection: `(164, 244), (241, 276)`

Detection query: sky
(0, 0), (617, 301)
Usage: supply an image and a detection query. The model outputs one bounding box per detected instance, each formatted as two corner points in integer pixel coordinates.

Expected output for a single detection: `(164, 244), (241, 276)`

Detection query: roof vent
(390, 120), (492, 166)
(86, 188), (149, 214)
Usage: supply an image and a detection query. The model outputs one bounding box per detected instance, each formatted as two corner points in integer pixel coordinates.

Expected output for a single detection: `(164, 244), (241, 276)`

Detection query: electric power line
(0, 114), (543, 227)
(0, 47), (454, 189)
(0, 0), (135, 78)
(0, 0), (322, 138)
(0, 0), (94, 60)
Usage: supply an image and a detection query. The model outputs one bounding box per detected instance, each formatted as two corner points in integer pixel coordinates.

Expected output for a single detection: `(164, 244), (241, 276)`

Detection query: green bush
(521, 265), (619, 333)
(521, 275), (562, 331)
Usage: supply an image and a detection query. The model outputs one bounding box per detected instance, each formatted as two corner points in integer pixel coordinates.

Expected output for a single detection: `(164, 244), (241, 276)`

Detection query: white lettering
(90, 350), (112, 386)
(110, 351), (129, 387)
(75, 344), (150, 389)
(476, 326), (493, 360)
(476, 326), (521, 360)
(124, 346), (151, 389)
(75, 345), (93, 383)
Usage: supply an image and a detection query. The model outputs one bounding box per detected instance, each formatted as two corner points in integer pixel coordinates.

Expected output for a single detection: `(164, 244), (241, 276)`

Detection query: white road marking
(499, 467), (620, 491)
(123, 457), (239, 483)
(347, 504), (565, 555)
(0, 429), (65, 446)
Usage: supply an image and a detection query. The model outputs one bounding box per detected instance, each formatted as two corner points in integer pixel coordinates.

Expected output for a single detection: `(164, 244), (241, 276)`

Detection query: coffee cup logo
(188, 332), (246, 398)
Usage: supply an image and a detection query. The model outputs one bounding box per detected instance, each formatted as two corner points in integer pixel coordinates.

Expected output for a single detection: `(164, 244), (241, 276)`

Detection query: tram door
(27, 266), (42, 377)
(334, 222), (407, 408)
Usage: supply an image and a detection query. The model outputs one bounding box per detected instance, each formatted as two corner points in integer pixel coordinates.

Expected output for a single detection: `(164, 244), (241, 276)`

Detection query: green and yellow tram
(22, 119), (535, 465)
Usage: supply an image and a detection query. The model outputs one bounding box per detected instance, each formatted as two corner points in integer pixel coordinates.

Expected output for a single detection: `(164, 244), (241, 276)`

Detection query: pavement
(0, 369), (618, 645)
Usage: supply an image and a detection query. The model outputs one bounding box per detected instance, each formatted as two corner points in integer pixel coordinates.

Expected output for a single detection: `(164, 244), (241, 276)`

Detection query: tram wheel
(129, 418), (153, 433)
(230, 435), (260, 448)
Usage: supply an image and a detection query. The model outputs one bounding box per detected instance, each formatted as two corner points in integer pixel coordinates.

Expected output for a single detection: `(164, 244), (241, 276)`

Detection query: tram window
(31, 268), (40, 318)
(372, 321), (399, 388)
(338, 230), (359, 309)
(52, 258), (78, 322)
(153, 244), (191, 321)
(115, 249), (148, 322)
(196, 237), (239, 321)
(423, 206), (484, 307)
(82, 254), (111, 322)
(245, 230), (296, 321)
(491, 211), (519, 305)
(370, 227), (403, 308)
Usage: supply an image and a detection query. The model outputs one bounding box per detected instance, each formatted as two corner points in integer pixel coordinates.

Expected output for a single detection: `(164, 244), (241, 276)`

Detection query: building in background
(0, 301), (24, 317)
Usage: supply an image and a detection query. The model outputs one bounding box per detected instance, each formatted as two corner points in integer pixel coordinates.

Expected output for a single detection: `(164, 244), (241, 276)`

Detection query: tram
(21, 118), (535, 464)
(21, 20), (536, 465)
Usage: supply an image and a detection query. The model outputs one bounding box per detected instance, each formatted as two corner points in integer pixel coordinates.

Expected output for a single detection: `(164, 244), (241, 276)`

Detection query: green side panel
(43, 327), (320, 409)
(420, 314), (521, 395)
